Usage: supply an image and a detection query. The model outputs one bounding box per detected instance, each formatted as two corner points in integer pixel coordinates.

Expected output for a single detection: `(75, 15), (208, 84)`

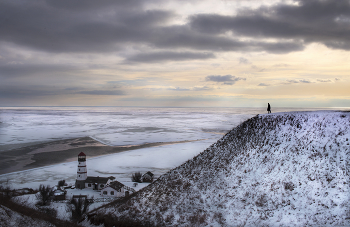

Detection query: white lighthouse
(75, 152), (87, 189)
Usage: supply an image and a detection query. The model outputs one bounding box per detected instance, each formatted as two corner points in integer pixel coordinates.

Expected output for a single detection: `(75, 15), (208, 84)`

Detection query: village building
(53, 189), (66, 201)
(101, 181), (136, 197)
(75, 152), (111, 189)
(141, 171), (154, 182)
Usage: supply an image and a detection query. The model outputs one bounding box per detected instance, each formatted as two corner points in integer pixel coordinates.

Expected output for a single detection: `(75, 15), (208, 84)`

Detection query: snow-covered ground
(92, 111), (350, 226)
(0, 138), (218, 220)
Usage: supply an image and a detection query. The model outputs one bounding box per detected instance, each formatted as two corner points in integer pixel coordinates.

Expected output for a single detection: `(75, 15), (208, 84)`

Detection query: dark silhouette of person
(267, 103), (271, 114)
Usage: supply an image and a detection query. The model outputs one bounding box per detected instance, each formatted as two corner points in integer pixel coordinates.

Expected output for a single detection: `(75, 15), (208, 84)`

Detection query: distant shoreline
(0, 137), (204, 175)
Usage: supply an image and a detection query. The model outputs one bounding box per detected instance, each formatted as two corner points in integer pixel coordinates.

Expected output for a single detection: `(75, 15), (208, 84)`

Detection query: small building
(53, 189), (66, 201)
(100, 181), (136, 197)
(85, 176), (110, 190)
(141, 171), (154, 182)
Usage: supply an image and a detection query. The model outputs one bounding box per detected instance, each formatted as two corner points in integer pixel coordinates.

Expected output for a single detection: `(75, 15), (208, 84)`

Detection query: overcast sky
(1, 0), (349, 107)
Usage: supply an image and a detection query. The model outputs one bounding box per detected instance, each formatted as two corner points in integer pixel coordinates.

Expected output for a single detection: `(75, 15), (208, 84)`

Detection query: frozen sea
(0, 106), (343, 190)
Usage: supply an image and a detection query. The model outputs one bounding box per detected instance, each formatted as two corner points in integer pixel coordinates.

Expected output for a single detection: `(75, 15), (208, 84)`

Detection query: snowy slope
(91, 111), (350, 226)
(0, 205), (54, 227)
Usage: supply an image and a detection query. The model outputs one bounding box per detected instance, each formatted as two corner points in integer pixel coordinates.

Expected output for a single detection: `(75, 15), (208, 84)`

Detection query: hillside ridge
(92, 111), (350, 226)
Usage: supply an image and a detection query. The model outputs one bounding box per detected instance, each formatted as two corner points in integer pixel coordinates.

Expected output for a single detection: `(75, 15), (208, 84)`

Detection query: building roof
(108, 181), (125, 191)
(78, 152), (86, 156)
(85, 176), (109, 184)
(143, 171), (154, 177)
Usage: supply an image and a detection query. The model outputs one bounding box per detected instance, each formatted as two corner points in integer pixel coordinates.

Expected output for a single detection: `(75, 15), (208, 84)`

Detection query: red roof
(78, 152), (86, 156)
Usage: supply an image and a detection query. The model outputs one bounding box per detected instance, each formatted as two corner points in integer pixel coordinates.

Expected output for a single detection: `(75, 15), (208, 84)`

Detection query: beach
(0, 136), (204, 175)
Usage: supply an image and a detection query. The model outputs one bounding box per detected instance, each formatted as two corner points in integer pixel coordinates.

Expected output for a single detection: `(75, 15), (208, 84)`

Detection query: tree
(66, 196), (94, 223)
(36, 184), (54, 206)
(131, 172), (142, 183)
(58, 179), (66, 187)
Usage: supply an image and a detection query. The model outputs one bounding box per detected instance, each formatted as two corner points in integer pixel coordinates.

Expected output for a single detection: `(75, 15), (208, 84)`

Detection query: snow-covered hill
(91, 111), (350, 226)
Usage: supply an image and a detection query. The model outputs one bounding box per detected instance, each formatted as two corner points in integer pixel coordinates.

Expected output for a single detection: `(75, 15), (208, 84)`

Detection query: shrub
(131, 172), (142, 183)
(36, 184), (54, 206)
(58, 180), (66, 187)
(66, 195), (94, 223)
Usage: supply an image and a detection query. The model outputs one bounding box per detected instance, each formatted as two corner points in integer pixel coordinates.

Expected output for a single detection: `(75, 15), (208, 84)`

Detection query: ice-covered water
(0, 106), (336, 148)
(0, 107), (258, 148)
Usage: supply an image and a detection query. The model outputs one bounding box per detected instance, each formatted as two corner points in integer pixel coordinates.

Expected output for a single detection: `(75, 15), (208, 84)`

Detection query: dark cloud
(189, 0), (350, 51)
(151, 25), (305, 53)
(205, 75), (246, 85)
(0, 0), (307, 58)
(125, 51), (215, 63)
(0, 63), (77, 78)
(0, 0), (348, 70)
(45, 0), (148, 11)
(0, 0), (174, 53)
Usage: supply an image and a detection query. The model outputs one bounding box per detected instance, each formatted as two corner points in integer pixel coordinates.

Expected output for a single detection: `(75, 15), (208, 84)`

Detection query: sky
(0, 0), (349, 107)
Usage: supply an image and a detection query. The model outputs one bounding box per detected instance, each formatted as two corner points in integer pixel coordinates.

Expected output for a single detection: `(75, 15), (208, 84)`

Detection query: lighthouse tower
(75, 152), (87, 189)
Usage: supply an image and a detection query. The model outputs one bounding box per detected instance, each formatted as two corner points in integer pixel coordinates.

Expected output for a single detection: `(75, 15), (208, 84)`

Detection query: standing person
(267, 103), (271, 114)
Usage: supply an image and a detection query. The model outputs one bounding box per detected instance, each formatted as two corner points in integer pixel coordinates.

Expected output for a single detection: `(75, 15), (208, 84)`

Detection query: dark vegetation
(66, 196), (94, 223)
(131, 172), (142, 183)
(36, 184), (54, 206)
(89, 213), (153, 227)
(0, 184), (80, 227)
(58, 179), (66, 187)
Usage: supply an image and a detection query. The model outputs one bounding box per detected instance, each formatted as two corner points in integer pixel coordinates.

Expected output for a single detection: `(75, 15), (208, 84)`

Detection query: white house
(85, 176), (111, 190)
(100, 181), (136, 197)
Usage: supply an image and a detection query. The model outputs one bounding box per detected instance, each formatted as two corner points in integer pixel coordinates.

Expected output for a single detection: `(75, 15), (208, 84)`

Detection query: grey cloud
(125, 51), (215, 63)
(205, 75), (246, 85)
(167, 86), (213, 91)
(258, 83), (269, 86)
(192, 86), (213, 91)
(285, 79), (312, 84)
(286, 80), (300, 84)
(77, 90), (126, 95)
(299, 79), (312, 83)
(317, 79), (332, 83)
(167, 87), (191, 91)
(0, 0), (305, 56)
(239, 57), (250, 64)
(189, 0), (350, 51)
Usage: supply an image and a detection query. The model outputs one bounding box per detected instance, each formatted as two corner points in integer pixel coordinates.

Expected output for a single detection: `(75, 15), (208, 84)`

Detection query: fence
(54, 197), (116, 203)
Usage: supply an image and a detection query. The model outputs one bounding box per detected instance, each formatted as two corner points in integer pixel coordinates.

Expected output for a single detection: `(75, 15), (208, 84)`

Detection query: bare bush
(66, 195), (94, 223)
(131, 172), (142, 183)
(36, 184), (54, 206)
(58, 179), (66, 187)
